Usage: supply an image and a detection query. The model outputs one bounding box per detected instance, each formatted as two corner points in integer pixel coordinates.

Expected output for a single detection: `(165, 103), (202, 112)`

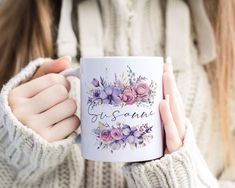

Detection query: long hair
(0, 0), (234, 165)
(0, 0), (61, 86)
(204, 0), (235, 165)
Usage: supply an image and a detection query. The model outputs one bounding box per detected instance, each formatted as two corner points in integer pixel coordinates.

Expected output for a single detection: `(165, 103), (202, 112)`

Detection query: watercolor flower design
(93, 122), (153, 153)
(87, 66), (157, 108)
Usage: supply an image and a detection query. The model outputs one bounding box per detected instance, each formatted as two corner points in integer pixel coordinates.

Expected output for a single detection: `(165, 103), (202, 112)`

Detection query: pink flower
(100, 130), (113, 143)
(121, 87), (137, 105)
(111, 128), (123, 140)
(135, 82), (149, 99)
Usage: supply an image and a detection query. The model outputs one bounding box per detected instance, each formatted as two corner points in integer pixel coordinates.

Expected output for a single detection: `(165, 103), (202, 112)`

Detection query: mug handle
(59, 67), (82, 144)
(59, 67), (80, 78)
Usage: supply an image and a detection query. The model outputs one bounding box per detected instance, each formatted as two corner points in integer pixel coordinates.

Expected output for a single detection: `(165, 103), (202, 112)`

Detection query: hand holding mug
(8, 57), (80, 142)
(9, 56), (186, 162)
(160, 57), (186, 154)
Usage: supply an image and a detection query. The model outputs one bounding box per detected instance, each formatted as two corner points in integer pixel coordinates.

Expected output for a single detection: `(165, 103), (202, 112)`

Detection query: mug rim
(80, 56), (164, 62)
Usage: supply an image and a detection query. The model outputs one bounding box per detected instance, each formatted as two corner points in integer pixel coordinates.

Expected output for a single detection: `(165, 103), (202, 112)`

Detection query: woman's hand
(160, 57), (186, 154)
(8, 56), (80, 142)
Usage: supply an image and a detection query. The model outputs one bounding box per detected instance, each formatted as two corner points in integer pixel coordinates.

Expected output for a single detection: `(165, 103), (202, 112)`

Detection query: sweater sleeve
(123, 119), (225, 188)
(0, 58), (77, 184)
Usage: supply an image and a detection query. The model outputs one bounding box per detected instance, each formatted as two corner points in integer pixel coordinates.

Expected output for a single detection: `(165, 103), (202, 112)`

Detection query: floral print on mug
(87, 66), (157, 108)
(93, 122), (153, 153)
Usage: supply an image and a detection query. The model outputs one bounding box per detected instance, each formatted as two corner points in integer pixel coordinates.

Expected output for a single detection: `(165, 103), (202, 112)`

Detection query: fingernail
(166, 57), (173, 73)
(58, 56), (72, 62)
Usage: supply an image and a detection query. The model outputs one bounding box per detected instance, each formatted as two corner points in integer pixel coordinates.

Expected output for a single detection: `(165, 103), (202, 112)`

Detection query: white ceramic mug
(61, 57), (164, 162)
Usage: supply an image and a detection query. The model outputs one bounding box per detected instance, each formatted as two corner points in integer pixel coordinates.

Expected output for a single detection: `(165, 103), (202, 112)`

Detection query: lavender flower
(94, 122), (153, 153)
(123, 124), (131, 129)
(94, 128), (101, 135)
(88, 66), (157, 107)
(93, 89), (101, 99)
(131, 127), (137, 132)
(133, 130), (142, 138)
(110, 141), (121, 150)
(92, 78), (100, 87)
(122, 127), (131, 136)
(122, 124), (131, 135)
(126, 135), (135, 144)
(100, 86), (121, 105)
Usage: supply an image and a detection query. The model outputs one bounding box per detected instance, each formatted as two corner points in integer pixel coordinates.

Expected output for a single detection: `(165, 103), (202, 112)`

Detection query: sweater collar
(166, 0), (216, 71)
(57, 0), (216, 70)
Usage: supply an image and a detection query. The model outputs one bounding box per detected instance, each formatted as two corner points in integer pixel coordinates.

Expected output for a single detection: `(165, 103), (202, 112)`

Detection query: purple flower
(118, 140), (124, 145)
(100, 86), (122, 105)
(100, 130), (113, 143)
(111, 128), (123, 140)
(92, 78), (100, 87)
(93, 89), (101, 99)
(94, 128), (101, 135)
(126, 135), (135, 144)
(122, 125), (131, 136)
(122, 127), (131, 136)
(94, 122), (154, 152)
(131, 127), (137, 132)
(123, 124), (131, 129)
(133, 130), (142, 138)
(124, 127), (143, 144)
(110, 141), (121, 150)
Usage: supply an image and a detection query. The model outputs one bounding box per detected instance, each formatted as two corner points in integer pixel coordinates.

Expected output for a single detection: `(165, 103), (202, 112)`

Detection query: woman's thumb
(32, 56), (72, 79)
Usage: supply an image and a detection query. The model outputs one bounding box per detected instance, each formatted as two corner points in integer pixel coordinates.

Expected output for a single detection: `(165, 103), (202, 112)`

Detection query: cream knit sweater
(0, 0), (235, 187)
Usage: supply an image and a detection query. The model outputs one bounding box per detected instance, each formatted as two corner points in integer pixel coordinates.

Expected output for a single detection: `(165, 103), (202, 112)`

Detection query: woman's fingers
(163, 58), (186, 139)
(11, 73), (70, 98)
(11, 56), (71, 98)
(165, 58), (186, 115)
(163, 72), (185, 139)
(28, 84), (69, 114)
(160, 95), (182, 153)
(41, 115), (80, 142)
(32, 56), (71, 79)
(35, 99), (77, 128)
(8, 56), (79, 142)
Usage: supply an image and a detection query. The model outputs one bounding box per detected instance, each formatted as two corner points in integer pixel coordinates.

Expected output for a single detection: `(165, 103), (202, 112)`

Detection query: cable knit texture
(0, 59), (78, 187)
(0, 0), (234, 187)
